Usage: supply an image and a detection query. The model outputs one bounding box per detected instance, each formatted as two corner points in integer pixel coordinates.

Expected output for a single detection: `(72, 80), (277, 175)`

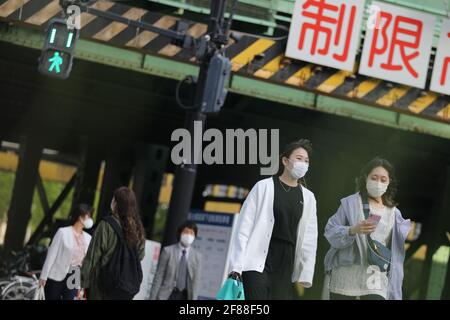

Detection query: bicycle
(0, 246), (41, 300)
(0, 272), (40, 300)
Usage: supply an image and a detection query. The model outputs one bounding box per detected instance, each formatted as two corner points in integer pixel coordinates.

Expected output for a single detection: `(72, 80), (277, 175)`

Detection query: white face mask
(366, 179), (389, 198)
(110, 199), (116, 213)
(287, 159), (309, 179)
(180, 234), (195, 247)
(82, 217), (94, 229)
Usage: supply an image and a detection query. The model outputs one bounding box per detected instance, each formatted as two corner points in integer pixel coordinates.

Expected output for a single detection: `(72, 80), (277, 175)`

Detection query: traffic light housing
(38, 18), (79, 79)
(200, 53), (231, 114)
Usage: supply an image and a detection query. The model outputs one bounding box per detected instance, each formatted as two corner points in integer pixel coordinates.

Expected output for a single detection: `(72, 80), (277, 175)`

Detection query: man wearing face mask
(150, 221), (202, 300)
(39, 204), (93, 300)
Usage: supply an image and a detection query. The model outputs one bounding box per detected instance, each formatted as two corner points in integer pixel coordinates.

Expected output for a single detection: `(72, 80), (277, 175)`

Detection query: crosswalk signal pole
(47, 0), (233, 245)
(163, 0), (232, 246)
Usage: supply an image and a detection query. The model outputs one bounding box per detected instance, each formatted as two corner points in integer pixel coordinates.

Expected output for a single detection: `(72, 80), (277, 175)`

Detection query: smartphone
(368, 213), (381, 225)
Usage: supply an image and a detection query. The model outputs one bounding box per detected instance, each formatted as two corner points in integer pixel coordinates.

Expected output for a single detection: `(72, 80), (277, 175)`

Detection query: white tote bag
(34, 286), (45, 300)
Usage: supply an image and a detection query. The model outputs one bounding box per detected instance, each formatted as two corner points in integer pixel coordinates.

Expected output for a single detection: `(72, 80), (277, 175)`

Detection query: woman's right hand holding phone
(349, 220), (377, 235)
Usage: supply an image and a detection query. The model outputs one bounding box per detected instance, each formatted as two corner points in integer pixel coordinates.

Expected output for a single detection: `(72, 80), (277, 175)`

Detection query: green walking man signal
(38, 18), (79, 79)
(48, 52), (63, 73)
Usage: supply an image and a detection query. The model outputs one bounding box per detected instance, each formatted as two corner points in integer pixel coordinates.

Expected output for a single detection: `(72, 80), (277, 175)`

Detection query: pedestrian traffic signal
(40, 50), (72, 75)
(38, 18), (79, 79)
(200, 53), (231, 114)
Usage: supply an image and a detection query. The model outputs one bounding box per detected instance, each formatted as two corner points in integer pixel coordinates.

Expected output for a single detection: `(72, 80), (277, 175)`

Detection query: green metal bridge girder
(147, 0), (449, 40)
(1, 25), (450, 140)
(148, 0), (450, 18)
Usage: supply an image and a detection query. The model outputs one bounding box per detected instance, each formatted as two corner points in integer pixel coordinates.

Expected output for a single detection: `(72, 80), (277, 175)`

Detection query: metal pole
(163, 0), (228, 246)
(3, 135), (42, 254)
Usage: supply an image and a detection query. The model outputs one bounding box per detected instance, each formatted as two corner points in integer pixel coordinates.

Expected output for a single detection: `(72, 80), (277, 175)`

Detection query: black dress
(242, 176), (303, 300)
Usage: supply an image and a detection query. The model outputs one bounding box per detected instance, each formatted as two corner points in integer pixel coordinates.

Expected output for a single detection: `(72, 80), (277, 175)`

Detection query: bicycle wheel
(1, 280), (35, 300)
(0, 279), (11, 293)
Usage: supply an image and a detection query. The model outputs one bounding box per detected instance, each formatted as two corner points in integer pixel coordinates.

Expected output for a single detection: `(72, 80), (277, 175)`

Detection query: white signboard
(133, 240), (161, 300)
(286, 0), (365, 71)
(359, 1), (435, 89)
(188, 210), (238, 300)
(430, 19), (450, 96)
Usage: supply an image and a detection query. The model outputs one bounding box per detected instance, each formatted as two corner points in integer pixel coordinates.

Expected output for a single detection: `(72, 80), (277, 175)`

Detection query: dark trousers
(330, 292), (385, 300)
(242, 269), (294, 300)
(44, 270), (78, 300)
(168, 288), (188, 300)
(242, 239), (295, 300)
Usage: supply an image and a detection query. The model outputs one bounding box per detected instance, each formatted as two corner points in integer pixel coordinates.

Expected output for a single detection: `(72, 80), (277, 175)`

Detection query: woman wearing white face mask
(150, 221), (202, 300)
(39, 204), (93, 300)
(324, 157), (411, 300)
(228, 139), (318, 300)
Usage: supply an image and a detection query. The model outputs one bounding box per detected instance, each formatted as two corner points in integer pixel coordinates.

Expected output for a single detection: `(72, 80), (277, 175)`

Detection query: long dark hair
(357, 157), (398, 208)
(112, 187), (145, 248)
(276, 139), (313, 185)
(68, 204), (93, 226)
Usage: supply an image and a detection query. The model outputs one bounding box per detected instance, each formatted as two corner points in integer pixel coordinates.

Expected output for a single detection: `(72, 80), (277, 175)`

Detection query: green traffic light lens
(49, 28), (57, 44)
(66, 32), (74, 48)
(47, 51), (63, 74)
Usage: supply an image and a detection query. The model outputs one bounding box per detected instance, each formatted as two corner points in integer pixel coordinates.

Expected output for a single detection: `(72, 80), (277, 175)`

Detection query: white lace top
(328, 204), (395, 299)
(71, 228), (86, 267)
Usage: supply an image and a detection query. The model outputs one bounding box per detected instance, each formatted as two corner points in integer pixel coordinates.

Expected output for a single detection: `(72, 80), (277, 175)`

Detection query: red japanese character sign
(430, 19), (450, 96)
(359, 1), (435, 89)
(286, 0), (365, 71)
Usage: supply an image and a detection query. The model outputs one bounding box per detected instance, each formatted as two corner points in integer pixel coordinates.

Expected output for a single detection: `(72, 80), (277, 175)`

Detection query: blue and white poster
(188, 210), (239, 300)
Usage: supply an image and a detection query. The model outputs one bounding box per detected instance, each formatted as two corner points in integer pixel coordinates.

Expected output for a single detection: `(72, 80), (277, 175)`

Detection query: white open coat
(229, 177), (318, 287)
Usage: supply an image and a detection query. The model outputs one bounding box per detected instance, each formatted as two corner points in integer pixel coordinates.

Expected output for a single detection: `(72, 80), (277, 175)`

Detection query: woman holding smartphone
(324, 157), (411, 300)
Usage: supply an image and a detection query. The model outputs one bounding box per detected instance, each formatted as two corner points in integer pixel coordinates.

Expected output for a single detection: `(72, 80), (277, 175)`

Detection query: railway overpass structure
(0, 0), (449, 299)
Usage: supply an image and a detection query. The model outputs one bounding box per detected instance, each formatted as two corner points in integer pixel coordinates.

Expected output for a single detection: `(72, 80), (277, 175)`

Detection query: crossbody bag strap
(361, 194), (391, 264)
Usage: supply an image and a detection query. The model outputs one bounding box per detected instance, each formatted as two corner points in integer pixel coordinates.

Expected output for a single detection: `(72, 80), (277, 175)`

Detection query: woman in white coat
(229, 139), (318, 300)
(39, 204), (93, 300)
